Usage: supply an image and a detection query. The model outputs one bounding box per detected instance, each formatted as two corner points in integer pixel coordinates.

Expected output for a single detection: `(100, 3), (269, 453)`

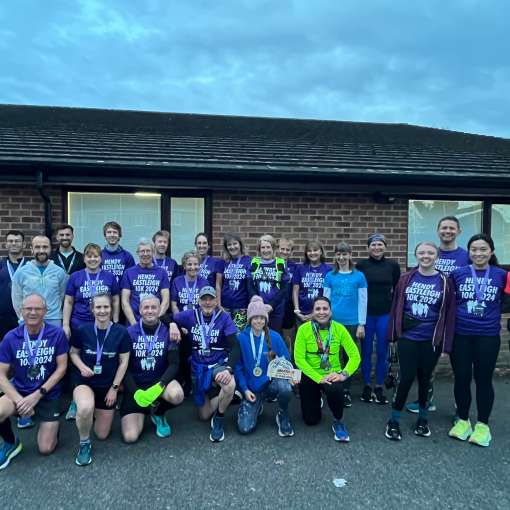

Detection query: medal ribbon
(94, 322), (112, 366)
(23, 324), (45, 367)
(139, 319), (161, 357)
(227, 256), (243, 281)
(153, 256), (166, 269)
(199, 310), (217, 350)
(7, 257), (25, 280)
(249, 330), (265, 368)
(58, 252), (76, 275)
(184, 277), (198, 306)
(470, 265), (490, 306)
(312, 321), (332, 362)
(85, 270), (101, 299)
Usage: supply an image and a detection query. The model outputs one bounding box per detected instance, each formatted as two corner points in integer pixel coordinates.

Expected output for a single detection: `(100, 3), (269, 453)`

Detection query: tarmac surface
(1, 378), (510, 510)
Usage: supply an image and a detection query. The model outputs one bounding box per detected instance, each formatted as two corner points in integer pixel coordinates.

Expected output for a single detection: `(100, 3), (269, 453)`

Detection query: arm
(122, 368), (139, 394)
(59, 271), (68, 302)
(112, 295), (120, 323)
(357, 287), (368, 339)
(292, 284), (300, 311)
(159, 289), (170, 316)
(69, 347), (94, 377)
(247, 278), (257, 300)
(294, 327), (323, 383)
(159, 347), (180, 387)
(170, 301), (179, 314)
(339, 328), (361, 376)
(62, 295), (75, 340)
(442, 279), (457, 354)
(104, 351), (130, 407)
(226, 333), (240, 371)
(234, 353), (249, 395)
(268, 280), (289, 310)
(392, 262), (402, 293)
(386, 279), (402, 343)
(11, 271), (23, 319)
(0, 362), (23, 405)
(216, 272), (225, 310)
(323, 287), (331, 299)
(121, 289), (137, 326)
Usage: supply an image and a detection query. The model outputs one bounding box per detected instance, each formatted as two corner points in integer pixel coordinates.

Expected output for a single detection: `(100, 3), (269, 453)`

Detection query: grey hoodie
(11, 260), (67, 322)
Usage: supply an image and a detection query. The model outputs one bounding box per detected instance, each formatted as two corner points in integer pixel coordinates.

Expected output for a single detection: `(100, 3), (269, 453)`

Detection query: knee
(198, 408), (212, 421)
(223, 379), (236, 396)
(38, 442), (56, 456)
(76, 402), (94, 419)
(166, 386), (184, 405)
(279, 382), (293, 398)
(238, 422), (254, 435)
(122, 431), (140, 444)
(95, 429), (110, 441)
(302, 414), (320, 427)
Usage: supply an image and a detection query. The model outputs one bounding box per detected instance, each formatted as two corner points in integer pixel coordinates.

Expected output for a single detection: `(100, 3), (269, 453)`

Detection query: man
(152, 230), (179, 287)
(434, 216), (471, 275)
(49, 224), (86, 277)
(170, 287), (239, 442)
(0, 231), (28, 341)
(121, 238), (170, 326)
(0, 294), (69, 469)
(11, 236), (67, 327)
(101, 221), (135, 283)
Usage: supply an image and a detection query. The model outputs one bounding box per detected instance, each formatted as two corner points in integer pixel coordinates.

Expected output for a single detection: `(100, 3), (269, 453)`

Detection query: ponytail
(263, 323), (275, 361)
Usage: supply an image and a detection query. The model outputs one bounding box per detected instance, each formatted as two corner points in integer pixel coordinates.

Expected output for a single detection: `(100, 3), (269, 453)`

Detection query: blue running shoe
(151, 407), (171, 438)
(407, 398), (436, 413)
(76, 442), (92, 466)
(332, 419), (350, 442)
(0, 437), (22, 470)
(276, 411), (294, 437)
(66, 401), (77, 421)
(210, 413), (225, 442)
(17, 416), (35, 429)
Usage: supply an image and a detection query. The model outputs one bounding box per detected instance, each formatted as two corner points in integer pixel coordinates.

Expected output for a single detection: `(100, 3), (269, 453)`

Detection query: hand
(356, 325), (365, 340)
(80, 365), (95, 378)
(265, 304), (273, 314)
(289, 379), (298, 387)
(215, 369), (232, 386)
(16, 392), (42, 416)
(169, 323), (181, 342)
(303, 314), (313, 322)
(319, 375), (332, 385)
(104, 387), (118, 408)
(63, 325), (72, 341)
(182, 328), (189, 335)
(244, 390), (256, 402)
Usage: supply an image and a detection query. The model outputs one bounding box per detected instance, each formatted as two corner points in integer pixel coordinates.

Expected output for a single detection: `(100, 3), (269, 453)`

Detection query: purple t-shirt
(403, 272), (443, 341)
(198, 256), (218, 288)
(435, 247), (471, 276)
(65, 269), (120, 329)
(127, 321), (178, 384)
(252, 259), (291, 318)
(450, 265), (507, 336)
(121, 264), (170, 320)
(292, 262), (334, 315)
(174, 309), (237, 367)
(101, 248), (136, 283)
(0, 257), (27, 319)
(285, 259), (297, 303)
(171, 275), (209, 312)
(0, 324), (69, 399)
(217, 256), (253, 309)
(153, 256), (178, 286)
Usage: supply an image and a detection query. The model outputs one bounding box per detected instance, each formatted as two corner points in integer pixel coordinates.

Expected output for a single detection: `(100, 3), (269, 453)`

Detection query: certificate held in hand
(267, 356), (302, 382)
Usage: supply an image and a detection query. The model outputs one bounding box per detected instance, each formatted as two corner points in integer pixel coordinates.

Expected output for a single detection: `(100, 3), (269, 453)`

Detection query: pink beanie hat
(247, 296), (268, 324)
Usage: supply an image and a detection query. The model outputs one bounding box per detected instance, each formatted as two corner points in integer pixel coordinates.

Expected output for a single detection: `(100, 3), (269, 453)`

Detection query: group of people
(0, 215), (508, 470)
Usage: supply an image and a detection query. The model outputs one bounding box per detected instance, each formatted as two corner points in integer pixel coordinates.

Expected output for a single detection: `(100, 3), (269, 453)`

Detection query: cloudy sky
(1, 0), (509, 137)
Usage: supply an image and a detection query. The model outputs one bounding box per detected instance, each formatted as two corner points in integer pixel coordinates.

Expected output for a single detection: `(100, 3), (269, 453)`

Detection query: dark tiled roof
(0, 104), (509, 186)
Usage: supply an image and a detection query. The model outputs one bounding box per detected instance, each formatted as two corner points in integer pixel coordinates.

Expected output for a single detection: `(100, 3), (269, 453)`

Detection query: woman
(278, 237), (297, 356)
(70, 293), (130, 466)
(355, 234), (401, 404)
(235, 296), (295, 437)
(195, 232), (217, 288)
(247, 235), (290, 334)
(216, 232), (253, 333)
(385, 242), (455, 441)
(323, 242), (367, 408)
(448, 234), (508, 447)
(171, 250), (209, 313)
(294, 296), (360, 441)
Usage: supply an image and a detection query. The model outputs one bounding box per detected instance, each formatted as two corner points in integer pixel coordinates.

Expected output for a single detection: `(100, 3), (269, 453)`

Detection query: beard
(35, 252), (49, 262)
(59, 239), (72, 247)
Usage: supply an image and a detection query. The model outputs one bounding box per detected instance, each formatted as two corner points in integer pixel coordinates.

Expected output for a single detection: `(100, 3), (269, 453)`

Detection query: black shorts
(282, 301), (295, 330)
(74, 382), (115, 410)
(1, 394), (61, 422)
(119, 380), (159, 418)
(191, 364), (228, 402)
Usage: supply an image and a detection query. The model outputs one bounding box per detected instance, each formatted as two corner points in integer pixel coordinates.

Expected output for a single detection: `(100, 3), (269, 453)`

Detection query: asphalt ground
(1, 377), (510, 510)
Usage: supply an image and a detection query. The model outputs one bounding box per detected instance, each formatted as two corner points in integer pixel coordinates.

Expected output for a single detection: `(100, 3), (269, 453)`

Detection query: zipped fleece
(386, 266), (456, 354)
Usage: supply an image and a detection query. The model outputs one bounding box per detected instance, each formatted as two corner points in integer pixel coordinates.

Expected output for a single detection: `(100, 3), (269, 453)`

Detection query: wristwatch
(226, 366), (234, 375)
(39, 387), (47, 396)
(294, 309), (301, 314)
(112, 383), (120, 390)
(340, 371), (349, 378)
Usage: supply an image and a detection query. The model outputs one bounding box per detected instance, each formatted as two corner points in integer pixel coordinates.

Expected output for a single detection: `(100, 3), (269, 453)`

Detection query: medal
(202, 349), (211, 357)
(24, 325), (45, 380)
(199, 310), (217, 357)
(27, 364), (41, 380)
(253, 366), (263, 377)
(184, 277), (198, 311)
(469, 265), (490, 318)
(320, 360), (332, 371)
(250, 329), (265, 379)
(93, 365), (102, 375)
(312, 320), (333, 373)
(139, 319), (161, 366)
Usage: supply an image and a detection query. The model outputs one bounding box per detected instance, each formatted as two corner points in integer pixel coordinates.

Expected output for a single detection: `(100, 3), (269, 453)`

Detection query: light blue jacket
(11, 260), (67, 322)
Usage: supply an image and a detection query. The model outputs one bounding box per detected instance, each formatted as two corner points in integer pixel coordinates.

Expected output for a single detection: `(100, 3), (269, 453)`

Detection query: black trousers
(450, 332), (500, 424)
(178, 333), (192, 392)
(340, 324), (358, 390)
(300, 374), (344, 425)
(392, 337), (441, 412)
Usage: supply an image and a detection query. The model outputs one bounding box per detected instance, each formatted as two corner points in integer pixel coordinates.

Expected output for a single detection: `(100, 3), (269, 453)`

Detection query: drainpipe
(36, 170), (53, 240)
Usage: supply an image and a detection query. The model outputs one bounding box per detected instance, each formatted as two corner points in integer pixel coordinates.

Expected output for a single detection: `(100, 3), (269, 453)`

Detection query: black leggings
(392, 337), (441, 412)
(300, 374), (344, 425)
(0, 418), (15, 444)
(450, 333), (500, 424)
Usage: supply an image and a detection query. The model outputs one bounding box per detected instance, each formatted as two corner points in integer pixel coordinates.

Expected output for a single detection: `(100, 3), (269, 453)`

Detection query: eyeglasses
(21, 307), (45, 313)
(138, 250), (153, 255)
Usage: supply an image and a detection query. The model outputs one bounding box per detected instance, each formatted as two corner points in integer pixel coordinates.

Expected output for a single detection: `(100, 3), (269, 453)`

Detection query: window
(408, 200), (482, 265)
(491, 204), (510, 265)
(170, 198), (204, 261)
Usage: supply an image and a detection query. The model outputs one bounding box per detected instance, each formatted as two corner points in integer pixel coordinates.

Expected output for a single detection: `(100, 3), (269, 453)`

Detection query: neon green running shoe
(468, 423), (491, 447)
(449, 419), (473, 441)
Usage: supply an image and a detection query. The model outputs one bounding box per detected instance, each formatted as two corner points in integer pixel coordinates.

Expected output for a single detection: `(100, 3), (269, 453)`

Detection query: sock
(391, 409), (402, 423)
(215, 410), (224, 418)
(418, 407), (428, 420)
(80, 438), (91, 446)
(0, 418), (16, 444)
(155, 400), (174, 416)
(477, 421), (488, 427)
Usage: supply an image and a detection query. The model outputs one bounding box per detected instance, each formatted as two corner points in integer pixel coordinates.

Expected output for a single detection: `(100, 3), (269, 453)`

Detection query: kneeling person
(121, 295), (183, 442)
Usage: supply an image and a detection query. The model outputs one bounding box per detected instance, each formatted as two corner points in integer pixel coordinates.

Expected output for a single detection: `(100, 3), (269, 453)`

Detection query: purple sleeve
(65, 273), (79, 297)
(125, 252), (136, 270)
(0, 334), (12, 364)
(111, 274), (120, 296)
(223, 313), (238, 337)
(173, 311), (189, 330)
(55, 331), (70, 356)
(217, 259), (225, 275)
(120, 329), (132, 354)
(292, 265), (302, 285)
(161, 270), (170, 290)
(120, 270), (131, 290)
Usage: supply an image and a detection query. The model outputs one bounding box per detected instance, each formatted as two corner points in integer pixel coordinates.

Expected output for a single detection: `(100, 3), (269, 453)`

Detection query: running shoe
(332, 419), (350, 442)
(343, 390), (352, 408)
(449, 419), (473, 441)
(210, 413), (225, 442)
(0, 437), (22, 470)
(360, 385), (374, 403)
(321, 397), (324, 408)
(76, 442), (92, 466)
(231, 390), (242, 406)
(374, 387), (388, 405)
(415, 418), (431, 437)
(17, 416), (35, 429)
(292, 384), (300, 399)
(385, 419), (402, 440)
(66, 401), (77, 421)
(266, 395), (277, 403)
(276, 411), (294, 437)
(469, 423), (491, 447)
(407, 398), (436, 413)
(150, 407), (171, 438)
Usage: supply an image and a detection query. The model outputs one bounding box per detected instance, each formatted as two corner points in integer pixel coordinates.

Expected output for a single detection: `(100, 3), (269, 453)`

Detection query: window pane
(68, 192), (161, 256)
(491, 204), (510, 264)
(171, 198), (204, 261)
(408, 200), (482, 266)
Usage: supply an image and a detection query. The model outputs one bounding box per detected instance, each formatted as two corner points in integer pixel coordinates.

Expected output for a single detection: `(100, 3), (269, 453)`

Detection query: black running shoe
(385, 419), (402, 440)
(343, 390), (352, 408)
(230, 390), (242, 406)
(415, 418), (431, 437)
(361, 385), (374, 403)
(374, 387), (388, 405)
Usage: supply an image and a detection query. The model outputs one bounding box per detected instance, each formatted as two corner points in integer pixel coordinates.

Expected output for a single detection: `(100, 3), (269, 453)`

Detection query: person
(121, 238), (170, 326)
(355, 234), (400, 405)
(101, 221), (135, 283)
(0, 231), (28, 341)
(247, 235), (290, 334)
(50, 224), (86, 277)
(171, 286), (239, 442)
(236, 296), (295, 436)
(70, 293), (130, 465)
(323, 242), (367, 408)
(152, 230), (179, 287)
(385, 242), (456, 440)
(216, 232), (252, 334)
(121, 295), (183, 442)
(448, 234), (508, 447)
(195, 232), (217, 288)
(294, 296), (360, 441)
(11, 235), (67, 327)
(0, 294), (69, 469)
(171, 250), (208, 313)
